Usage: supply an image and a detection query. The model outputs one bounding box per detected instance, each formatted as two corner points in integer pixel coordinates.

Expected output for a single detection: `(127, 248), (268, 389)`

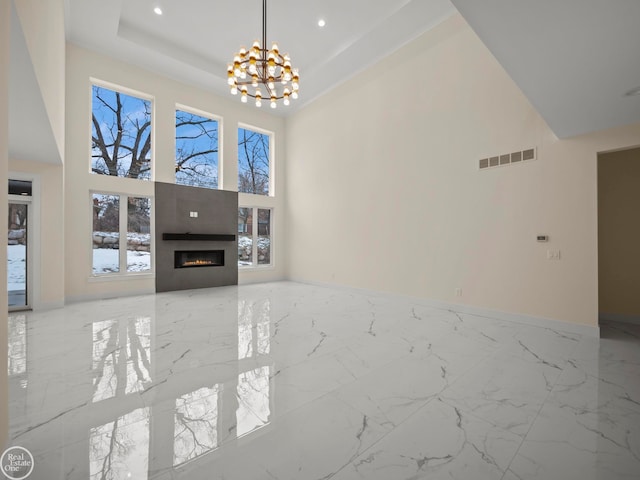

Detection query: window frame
(237, 206), (274, 270)
(90, 79), (155, 181)
(237, 123), (275, 197)
(90, 190), (155, 279)
(175, 104), (223, 190)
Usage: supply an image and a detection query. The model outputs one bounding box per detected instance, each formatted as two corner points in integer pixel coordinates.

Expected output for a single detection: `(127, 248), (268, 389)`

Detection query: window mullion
(252, 207), (259, 267)
(120, 195), (128, 273)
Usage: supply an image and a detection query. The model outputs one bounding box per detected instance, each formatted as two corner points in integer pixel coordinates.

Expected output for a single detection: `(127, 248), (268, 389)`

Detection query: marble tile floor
(5, 281), (640, 479)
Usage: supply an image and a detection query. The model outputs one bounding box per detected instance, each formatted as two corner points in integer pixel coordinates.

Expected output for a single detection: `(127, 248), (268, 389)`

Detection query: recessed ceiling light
(624, 86), (640, 97)
(317, 19), (326, 27)
(153, 6), (163, 15)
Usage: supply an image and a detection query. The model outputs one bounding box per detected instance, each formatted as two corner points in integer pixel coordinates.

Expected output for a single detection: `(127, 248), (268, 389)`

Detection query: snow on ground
(92, 248), (151, 274)
(238, 236), (271, 262)
(92, 232), (152, 274)
(7, 245), (25, 291)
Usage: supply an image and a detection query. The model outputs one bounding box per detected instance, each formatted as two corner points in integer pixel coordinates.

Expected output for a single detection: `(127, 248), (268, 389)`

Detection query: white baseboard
(33, 300), (65, 311)
(65, 287), (156, 305)
(286, 277), (600, 338)
(599, 312), (640, 326)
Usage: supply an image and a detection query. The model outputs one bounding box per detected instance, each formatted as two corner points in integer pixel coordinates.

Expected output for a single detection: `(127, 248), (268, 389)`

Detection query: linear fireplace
(174, 250), (224, 269)
(155, 182), (238, 292)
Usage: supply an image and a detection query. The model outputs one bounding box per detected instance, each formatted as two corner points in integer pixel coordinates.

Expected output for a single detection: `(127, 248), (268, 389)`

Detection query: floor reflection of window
(7, 314), (26, 376)
(125, 317), (151, 395)
(92, 316), (152, 402)
(89, 407), (150, 480)
(237, 299), (271, 360)
(173, 385), (220, 467)
(237, 366), (270, 438)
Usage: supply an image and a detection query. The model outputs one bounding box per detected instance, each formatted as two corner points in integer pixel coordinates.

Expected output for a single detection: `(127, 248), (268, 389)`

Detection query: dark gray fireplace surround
(155, 182), (238, 292)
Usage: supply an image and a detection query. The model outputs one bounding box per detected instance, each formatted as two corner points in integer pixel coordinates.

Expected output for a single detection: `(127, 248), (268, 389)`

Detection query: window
(127, 197), (152, 272)
(238, 127), (272, 195)
(175, 109), (219, 189)
(238, 207), (272, 268)
(92, 194), (120, 273)
(91, 85), (152, 180)
(92, 193), (152, 275)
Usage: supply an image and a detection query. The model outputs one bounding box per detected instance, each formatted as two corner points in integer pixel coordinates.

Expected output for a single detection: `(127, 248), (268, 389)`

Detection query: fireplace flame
(182, 259), (215, 266)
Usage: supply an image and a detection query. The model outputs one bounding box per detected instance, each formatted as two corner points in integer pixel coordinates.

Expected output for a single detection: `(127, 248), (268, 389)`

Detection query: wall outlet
(455, 288), (462, 297)
(189, 211), (198, 218)
(547, 250), (561, 260)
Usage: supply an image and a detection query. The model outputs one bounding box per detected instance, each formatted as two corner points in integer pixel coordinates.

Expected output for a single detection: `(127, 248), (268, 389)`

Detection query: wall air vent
(479, 147), (536, 170)
(522, 148), (535, 161)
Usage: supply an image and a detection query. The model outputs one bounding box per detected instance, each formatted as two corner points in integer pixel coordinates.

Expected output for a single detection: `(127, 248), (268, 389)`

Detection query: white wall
(8, 160), (65, 309)
(13, 0), (65, 160)
(65, 44), (286, 301)
(285, 14), (640, 329)
(1, 0), (10, 449)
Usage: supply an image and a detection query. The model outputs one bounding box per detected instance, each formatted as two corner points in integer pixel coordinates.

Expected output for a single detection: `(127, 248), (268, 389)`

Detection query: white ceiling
(65, 0), (456, 114)
(450, 0), (640, 138)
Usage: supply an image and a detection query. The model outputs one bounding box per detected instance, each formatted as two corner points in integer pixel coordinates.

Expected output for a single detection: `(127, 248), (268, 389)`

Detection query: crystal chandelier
(228, 0), (299, 108)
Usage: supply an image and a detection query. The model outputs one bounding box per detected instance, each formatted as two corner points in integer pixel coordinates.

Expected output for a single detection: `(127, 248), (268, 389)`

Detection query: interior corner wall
(13, 0), (65, 160)
(598, 147), (640, 318)
(284, 13), (640, 328)
(1, 0), (10, 449)
(65, 44), (286, 302)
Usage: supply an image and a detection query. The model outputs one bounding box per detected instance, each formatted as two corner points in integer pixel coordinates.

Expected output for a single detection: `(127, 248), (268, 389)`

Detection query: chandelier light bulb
(230, 86), (238, 95)
(291, 90), (298, 100)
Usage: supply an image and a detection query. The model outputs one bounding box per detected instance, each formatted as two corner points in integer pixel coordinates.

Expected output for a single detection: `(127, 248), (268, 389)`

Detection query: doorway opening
(597, 146), (640, 326)
(8, 179), (32, 311)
